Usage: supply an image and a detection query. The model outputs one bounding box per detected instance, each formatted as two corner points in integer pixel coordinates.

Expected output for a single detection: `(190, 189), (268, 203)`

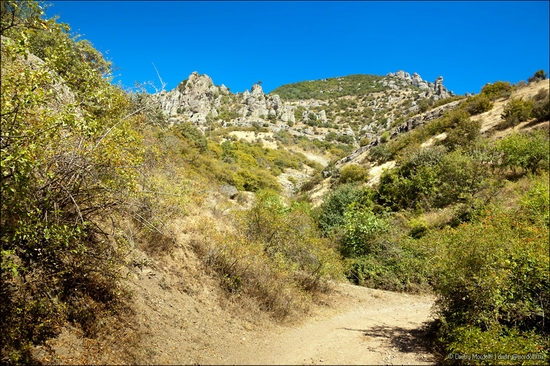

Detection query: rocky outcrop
(156, 72), (229, 124)
(390, 99), (462, 139)
(337, 99), (463, 166)
(387, 70), (454, 100)
(219, 185), (239, 199)
(155, 70), (458, 147)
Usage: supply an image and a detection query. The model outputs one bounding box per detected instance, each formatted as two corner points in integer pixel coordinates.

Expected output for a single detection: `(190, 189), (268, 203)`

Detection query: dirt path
(36, 244), (437, 365)
(221, 284), (436, 365)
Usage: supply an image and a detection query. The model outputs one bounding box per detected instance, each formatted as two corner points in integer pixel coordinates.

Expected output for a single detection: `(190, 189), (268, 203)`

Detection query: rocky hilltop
(385, 70), (454, 100)
(155, 70), (456, 146)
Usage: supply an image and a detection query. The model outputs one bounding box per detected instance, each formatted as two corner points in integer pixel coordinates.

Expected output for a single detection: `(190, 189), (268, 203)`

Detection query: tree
(1, 1), (145, 362)
(528, 69), (547, 83)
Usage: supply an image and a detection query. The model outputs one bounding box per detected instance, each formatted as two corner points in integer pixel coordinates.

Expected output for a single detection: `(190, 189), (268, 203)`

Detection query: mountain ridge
(155, 69), (456, 148)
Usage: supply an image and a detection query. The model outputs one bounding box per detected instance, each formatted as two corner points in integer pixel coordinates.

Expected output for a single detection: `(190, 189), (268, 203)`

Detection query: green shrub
(427, 204), (549, 361)
(317, 184), (371, 236)
(442, 326), (547, 365)
(359, 137), (371, 146)
(408, 218), (429, 239)
(528, 69), (547, 83)
(434, 149), (491, 207)
(464, 94), (493, 115)
(339, 203), (387, 257)
(531, 89), (549, 122)
(418, 98), (434, 113)
(335, 134), (355, 144)
(496, 130), (550, 174)
(300, 173), (323, 192)
(1, 3), (143, 361)
(380, 131), (390, 143)
(440, 117), (481, 151)
(480, 81), (514, 100)
(344, 224), (433, 293)
(339, 164), (368, 184)
(377, 146), (445, 211)
(178, 122), (208, 151)
(294, 106), (305, 121)
(441, 109), (471, 130)
(377, 146), (491, 211)
(499, 98), (534, 129)
(368, 143), (393, 164)
(201, 192), (343, 317)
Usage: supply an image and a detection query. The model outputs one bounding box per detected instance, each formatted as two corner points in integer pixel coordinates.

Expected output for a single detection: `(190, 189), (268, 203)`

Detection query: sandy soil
(222, 284), (435, 365)
(229, 131), (278, 149)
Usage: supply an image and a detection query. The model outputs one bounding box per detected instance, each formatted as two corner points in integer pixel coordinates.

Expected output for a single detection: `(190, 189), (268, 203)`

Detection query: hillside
(2, 2), (549, 365)
(156, 70), (454, 149)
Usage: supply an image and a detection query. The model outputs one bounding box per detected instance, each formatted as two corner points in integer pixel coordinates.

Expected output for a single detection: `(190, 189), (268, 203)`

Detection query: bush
(343, 217), (433, 292)
(528, 69), (547, 83)
(380, 131), (390, 143)
(178, 122), (208, 151)
(1, 4), (143, 361)
(359, 137), (371, 147)
(368, 143), (393, 164)
(496, 130), (550, 174)
(480, 81), (514, 100)
(531, 89), (549, 122)
(427, 204), (549, 361)
(464, 94), (493, 115)
(339, 204), (386, 257)
(300, 172), (323, 192)
(499, 98), (534, 129)
(440, 117), (481, 151)
(418, 98), (434, 113)
(200, 192), (343, 317)
(317, 184), (371, 236)
(339, 164), (368, 184)
(377, 146), (491, 211)
(434, 149), (491, 207)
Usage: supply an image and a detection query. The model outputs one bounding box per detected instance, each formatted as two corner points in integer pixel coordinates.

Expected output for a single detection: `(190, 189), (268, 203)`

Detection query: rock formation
(156, 71), (228, 124)
(155, 70), (458, 147)
(387, 70), (454, 100)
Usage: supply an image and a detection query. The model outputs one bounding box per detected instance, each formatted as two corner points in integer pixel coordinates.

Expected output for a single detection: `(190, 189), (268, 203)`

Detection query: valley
(1, 2), (549, 364)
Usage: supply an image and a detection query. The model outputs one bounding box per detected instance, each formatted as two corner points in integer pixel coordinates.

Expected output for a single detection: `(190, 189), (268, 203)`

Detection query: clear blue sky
(45, 1), (549, 95)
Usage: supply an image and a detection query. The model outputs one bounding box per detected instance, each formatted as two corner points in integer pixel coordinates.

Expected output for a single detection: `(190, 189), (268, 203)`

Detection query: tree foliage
(1, 2), (145, 362)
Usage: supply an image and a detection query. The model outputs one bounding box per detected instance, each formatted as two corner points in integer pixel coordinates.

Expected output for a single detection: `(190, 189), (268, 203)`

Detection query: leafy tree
(528, 69), (547, 82)
(531, 88), (550, 122)
(317, 184), (371, 236)
(368, 143), (393, 164)
(1, 2), (145, 361)
(440, 117), (481, 151)
(463, 94), (493, 116)
(428, 204), (549, 358)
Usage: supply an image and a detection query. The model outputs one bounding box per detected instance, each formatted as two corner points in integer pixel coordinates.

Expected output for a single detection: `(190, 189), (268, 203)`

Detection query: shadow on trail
(341, 321), (436, 355)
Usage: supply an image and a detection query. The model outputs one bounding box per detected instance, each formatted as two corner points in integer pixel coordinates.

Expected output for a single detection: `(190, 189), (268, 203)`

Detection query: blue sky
(46, 1), (549, 95)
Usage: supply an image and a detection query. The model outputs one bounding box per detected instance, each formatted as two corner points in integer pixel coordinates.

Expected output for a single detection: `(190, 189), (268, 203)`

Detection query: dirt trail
(36, 215), (437, 366)
(221, 284), (435, 365)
